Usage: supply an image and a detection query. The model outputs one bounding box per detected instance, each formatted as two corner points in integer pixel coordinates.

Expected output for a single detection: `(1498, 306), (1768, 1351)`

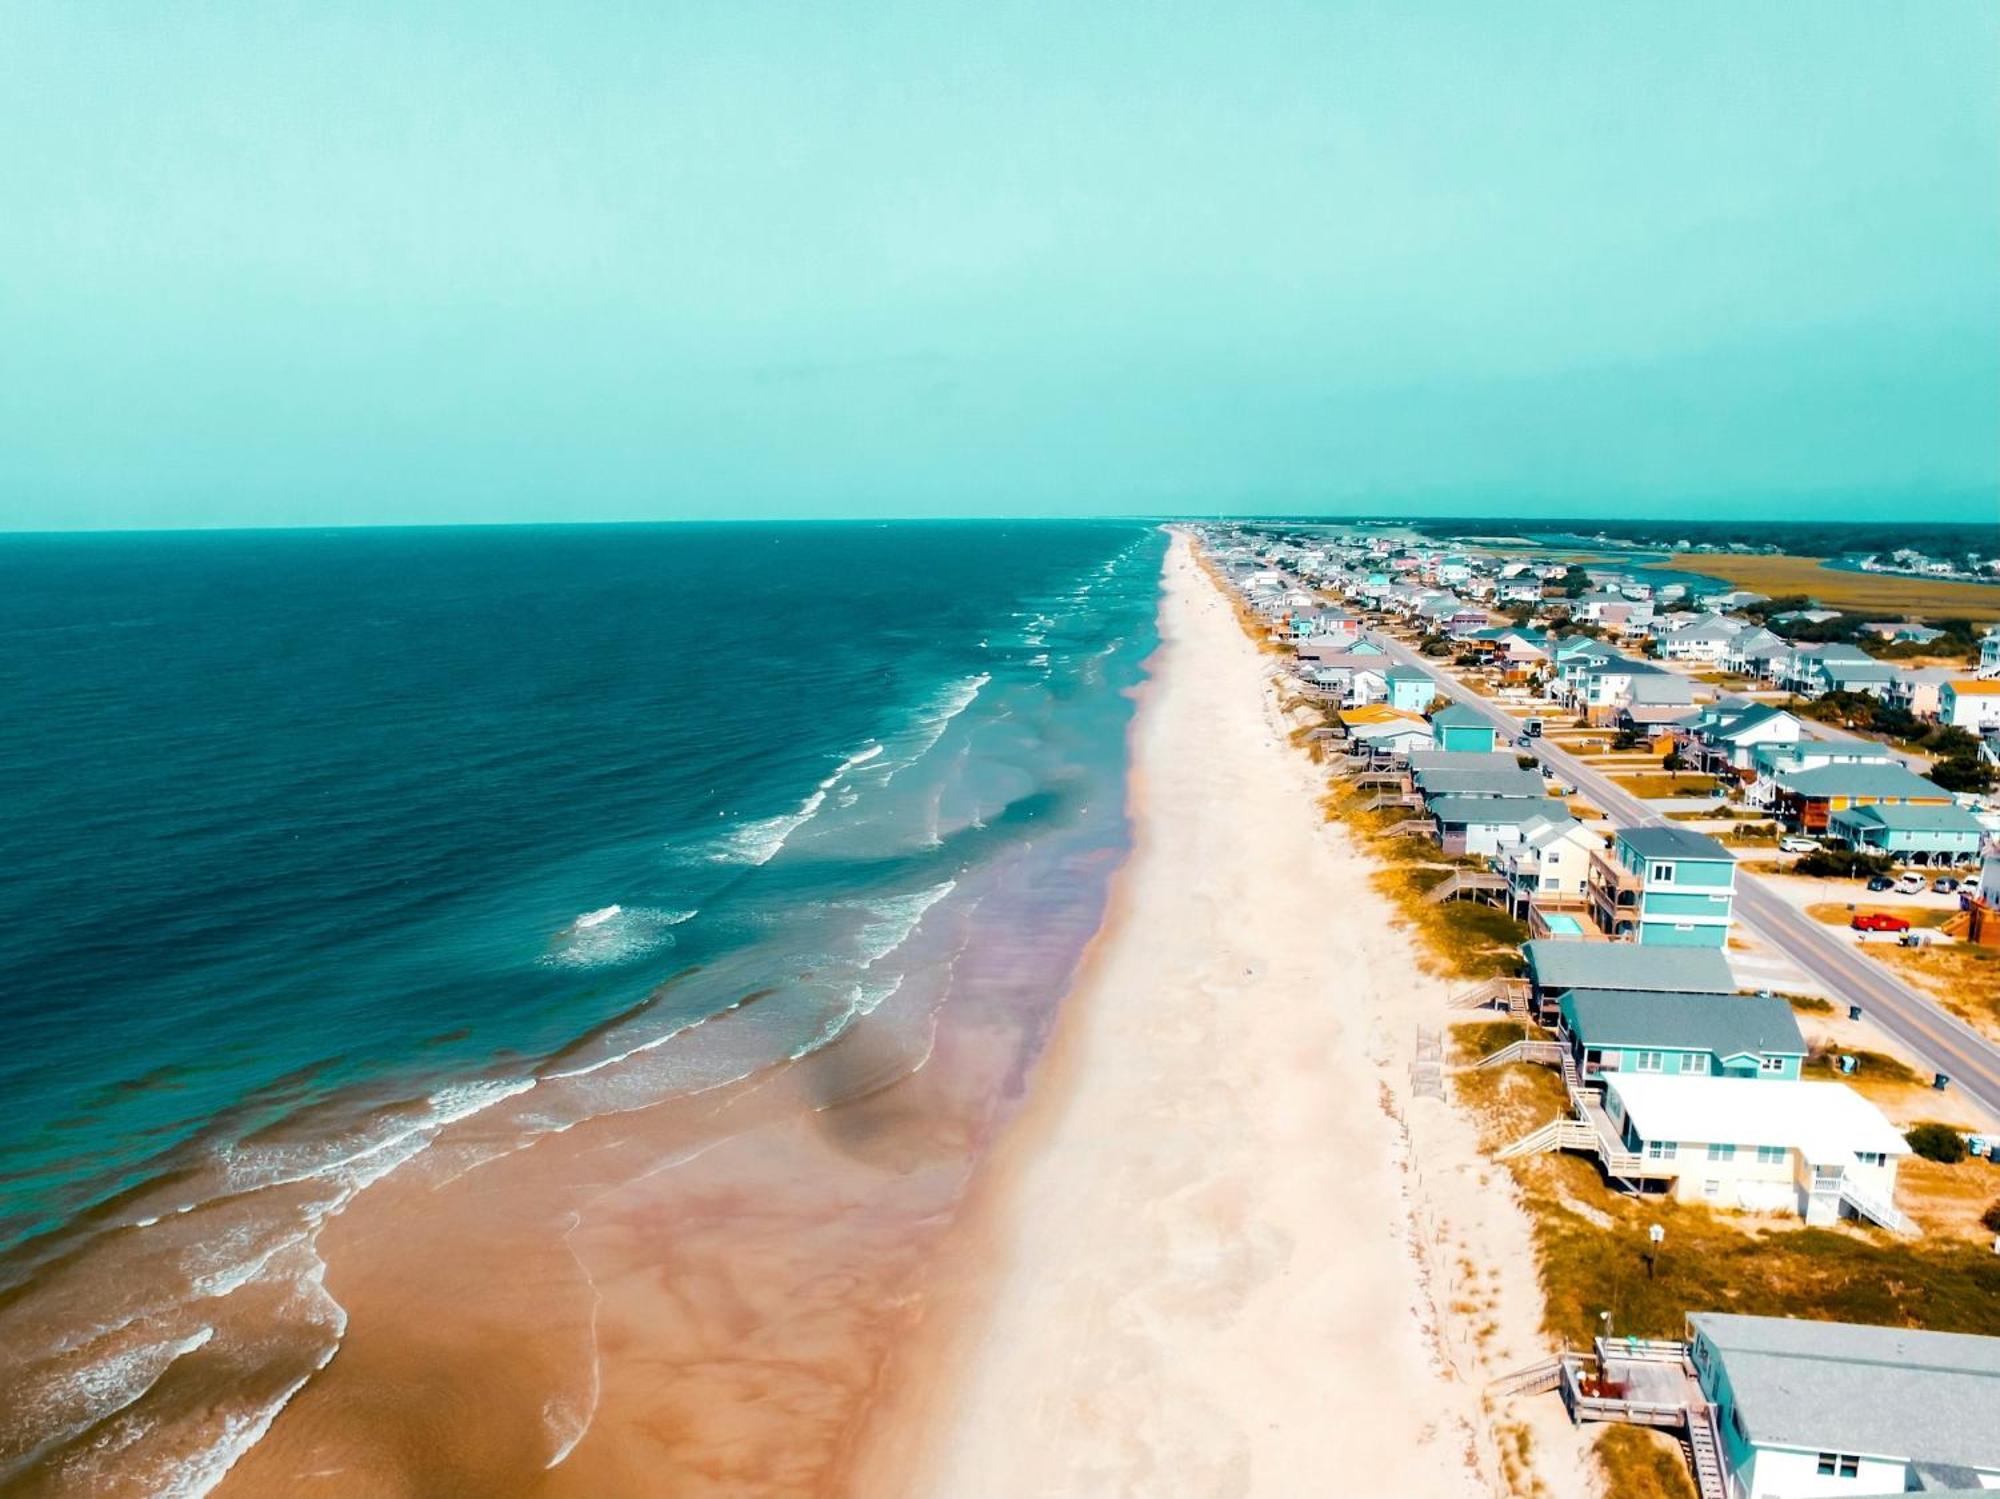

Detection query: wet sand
(847, 531), (1590, 1498)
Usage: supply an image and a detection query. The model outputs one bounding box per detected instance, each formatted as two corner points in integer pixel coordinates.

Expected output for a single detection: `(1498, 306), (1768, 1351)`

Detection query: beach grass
(1878, 941), (2000, 1042)
(1453, 1045), (2000, 1347)
(1594, 1426), (1698, 1499)
(1665, 554), (2000, 621)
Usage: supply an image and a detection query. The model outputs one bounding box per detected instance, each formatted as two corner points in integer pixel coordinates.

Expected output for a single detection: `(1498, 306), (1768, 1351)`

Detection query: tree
(1663, 748), (1686, 774)
(1560, 566), (1591, 599)
(1926, 725), (1980, 759)
(1905, 1122), (1967, 1164)
(1928, 756), (1996, 794)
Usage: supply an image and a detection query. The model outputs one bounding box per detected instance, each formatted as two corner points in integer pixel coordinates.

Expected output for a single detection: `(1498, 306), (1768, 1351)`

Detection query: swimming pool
(1543, 914), (1586, 935)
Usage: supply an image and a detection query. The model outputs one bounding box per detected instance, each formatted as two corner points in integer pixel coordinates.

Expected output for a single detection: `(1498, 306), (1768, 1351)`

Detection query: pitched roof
(1687, 1314), (2000, 1473)
(1776, 763), (1950, 800)
(1407, 749), (1513, 774)
(1949, 679), (2000, 696)
(1427, 795), (1568, 827)
(1827, 802), (1985, 834)
(1429, 702), (1496, 731)
(1523, 941), (1736, 996)
(1618, 826), (1735, 862)
(1415, 766), (1549, 798)
(1558, 990), (1803, 1057)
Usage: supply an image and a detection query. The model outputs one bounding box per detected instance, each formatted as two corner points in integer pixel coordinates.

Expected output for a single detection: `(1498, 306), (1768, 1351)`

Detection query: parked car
(1865, 875), (1895, 892)
(1852, 912), (1913, 933)
(1894, 873), (1927, 895)
(1515, 734), (1533, 749)
(1779, 837), (1820, 854)
(1932, 876), (1960, 895)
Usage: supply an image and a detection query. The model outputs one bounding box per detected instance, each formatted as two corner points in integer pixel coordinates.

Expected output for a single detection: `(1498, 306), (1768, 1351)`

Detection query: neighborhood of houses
(1204, 525), (2000, 1499)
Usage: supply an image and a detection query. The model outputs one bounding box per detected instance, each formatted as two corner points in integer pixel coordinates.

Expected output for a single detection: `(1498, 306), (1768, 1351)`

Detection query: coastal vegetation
(1453, 1037), (2000, 1351)
(1664, 554), (2000, 622)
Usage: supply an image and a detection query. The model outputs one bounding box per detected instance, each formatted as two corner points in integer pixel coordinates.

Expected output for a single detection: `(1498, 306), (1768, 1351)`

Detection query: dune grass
(1452, 1040), (2000, 1349)
(1595, 1427), (1698, 1499)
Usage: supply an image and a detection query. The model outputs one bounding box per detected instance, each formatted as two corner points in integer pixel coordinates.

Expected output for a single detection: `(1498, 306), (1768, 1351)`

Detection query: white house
(1656, 616), (1746, 663)
(1688, 1313), (2000, 1499)
(1939, 679), (2000, 732)
(1498, 814), (1603, 916)
(1600, 1074), (1909, 1228)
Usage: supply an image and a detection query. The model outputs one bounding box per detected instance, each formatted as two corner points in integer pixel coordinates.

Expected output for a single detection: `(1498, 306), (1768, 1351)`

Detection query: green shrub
(1982, 1200), (2000, 1236)
(1796, 848), (1894, 879)
(1905, 1122), (1967, 1164)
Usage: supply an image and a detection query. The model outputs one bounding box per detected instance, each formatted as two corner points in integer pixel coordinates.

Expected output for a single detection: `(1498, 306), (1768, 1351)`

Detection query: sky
(2, 1), (1996, 530)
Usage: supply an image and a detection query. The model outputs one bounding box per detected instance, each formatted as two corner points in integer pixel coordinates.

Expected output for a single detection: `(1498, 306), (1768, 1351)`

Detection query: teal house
(1826, 802), (1985, 868)
(1588, 825), (1737, 947)
(1385, 668), (1434, 714)
(1558, 990), (1805, 1083)
(1429, 702), (1497, 753)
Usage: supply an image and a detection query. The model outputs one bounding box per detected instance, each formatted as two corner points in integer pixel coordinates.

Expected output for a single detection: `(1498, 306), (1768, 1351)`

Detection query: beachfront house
(1557, 990), (1805, 1084)
(1940, 679), (2000, 732)
(1411, 762), (1548, 802)
(1384, 668), (1435, 714)
(1521, 939), (1736, 1012)
(1428, 702), (1498, 753)
(1587, 826), (1737, 947)
(1498, 816), (1603, 920)
(1601, 1075), (1909, 1225)
(1688, 1314), (2000, 1498)
(1338, 706), (1434, 765)
(1430, 797), (1569, 859)
(1769, 762), (1955, 837)
(1825, 802), (1986, 868)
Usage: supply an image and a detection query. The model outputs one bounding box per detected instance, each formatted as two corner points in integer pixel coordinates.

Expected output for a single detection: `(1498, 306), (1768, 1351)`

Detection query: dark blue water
(0, 522), (1162, 1254)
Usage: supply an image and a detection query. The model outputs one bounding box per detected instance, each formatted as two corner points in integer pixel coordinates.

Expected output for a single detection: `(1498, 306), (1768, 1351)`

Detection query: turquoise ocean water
(0, 521), (1163, 1489)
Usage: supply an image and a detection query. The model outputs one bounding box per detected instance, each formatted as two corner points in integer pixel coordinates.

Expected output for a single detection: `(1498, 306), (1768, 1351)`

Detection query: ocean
(0, 521), (1165, 1494)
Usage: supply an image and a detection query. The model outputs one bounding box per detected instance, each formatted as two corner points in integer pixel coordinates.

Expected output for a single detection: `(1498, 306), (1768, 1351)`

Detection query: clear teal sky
(3, 1), (1995, 529)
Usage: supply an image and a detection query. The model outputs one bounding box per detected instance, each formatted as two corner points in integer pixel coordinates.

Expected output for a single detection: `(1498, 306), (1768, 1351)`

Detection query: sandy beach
(854, 532), (1591, 1499)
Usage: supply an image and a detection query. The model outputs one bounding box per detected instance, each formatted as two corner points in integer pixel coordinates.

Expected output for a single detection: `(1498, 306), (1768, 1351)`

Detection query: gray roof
(1559, 990), (1803, 1058)
(1777, 763), (1949, 800)
(1415, 766), (1549, 799)
(1523, 941), (1736, 996)
(1407, 749), (1514, 774)
(1428, 796), (1568, 827)
(1618, 825), (1734, 862)
(1689, 1314), (2000, 1472)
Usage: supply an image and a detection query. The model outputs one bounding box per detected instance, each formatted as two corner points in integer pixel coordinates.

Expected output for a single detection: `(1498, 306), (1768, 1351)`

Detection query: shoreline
(848, 530), (1591, 1498)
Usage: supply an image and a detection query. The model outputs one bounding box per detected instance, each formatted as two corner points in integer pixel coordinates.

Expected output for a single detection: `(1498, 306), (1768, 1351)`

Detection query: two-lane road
(1368, 631), (2000, 1119)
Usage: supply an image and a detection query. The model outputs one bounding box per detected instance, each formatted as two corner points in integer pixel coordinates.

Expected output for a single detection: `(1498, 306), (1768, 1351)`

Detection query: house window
(1652, 862), (1676, 884)
(1706, 1143), (1736, 1162)
(1855, 1151), (1886, 1168)
(1701, 1179), (1721, 1200)
(1683, 1054), (1710, 1075)
(1635, 1051), (1665, 1073)
(1645, 1139), (1677, 1161)
(1756, 1146), (1786, 1166)
(1816, 1454), (1861, 1478)
(1757, 1056), (1786, 1074)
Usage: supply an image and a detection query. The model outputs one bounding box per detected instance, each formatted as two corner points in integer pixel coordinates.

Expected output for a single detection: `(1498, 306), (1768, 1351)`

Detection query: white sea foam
(707, 740), (883, 866)
(851, 880), (956, 967)
(793, 975), (905, 1057)
(888, 673), (988, 779)
(543, 906), (696, 968)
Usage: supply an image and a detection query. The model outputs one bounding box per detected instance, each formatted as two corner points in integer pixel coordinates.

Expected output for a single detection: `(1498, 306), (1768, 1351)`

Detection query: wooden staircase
(1475, 1039), (1564, 1070)
(1838, 1177), (1916, 1236)
(1423, 869), (1509, 905)
(1447, 976), (1532, 1017)
(1685, 1401), (1728, 1499)
(1488, 1355), (1563, 1397)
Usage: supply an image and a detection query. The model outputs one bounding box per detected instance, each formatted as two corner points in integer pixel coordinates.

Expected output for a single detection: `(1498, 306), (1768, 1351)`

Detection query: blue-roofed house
(1587, 826), (1738, 947)
(1429, 702), (1498, 754)
(1825, 802), (1987, 867)
(1557, 990), (1805, 1084)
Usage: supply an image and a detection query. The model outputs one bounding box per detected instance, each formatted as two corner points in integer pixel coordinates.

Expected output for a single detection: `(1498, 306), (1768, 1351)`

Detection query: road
(1367, 631), (2000, 1119)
